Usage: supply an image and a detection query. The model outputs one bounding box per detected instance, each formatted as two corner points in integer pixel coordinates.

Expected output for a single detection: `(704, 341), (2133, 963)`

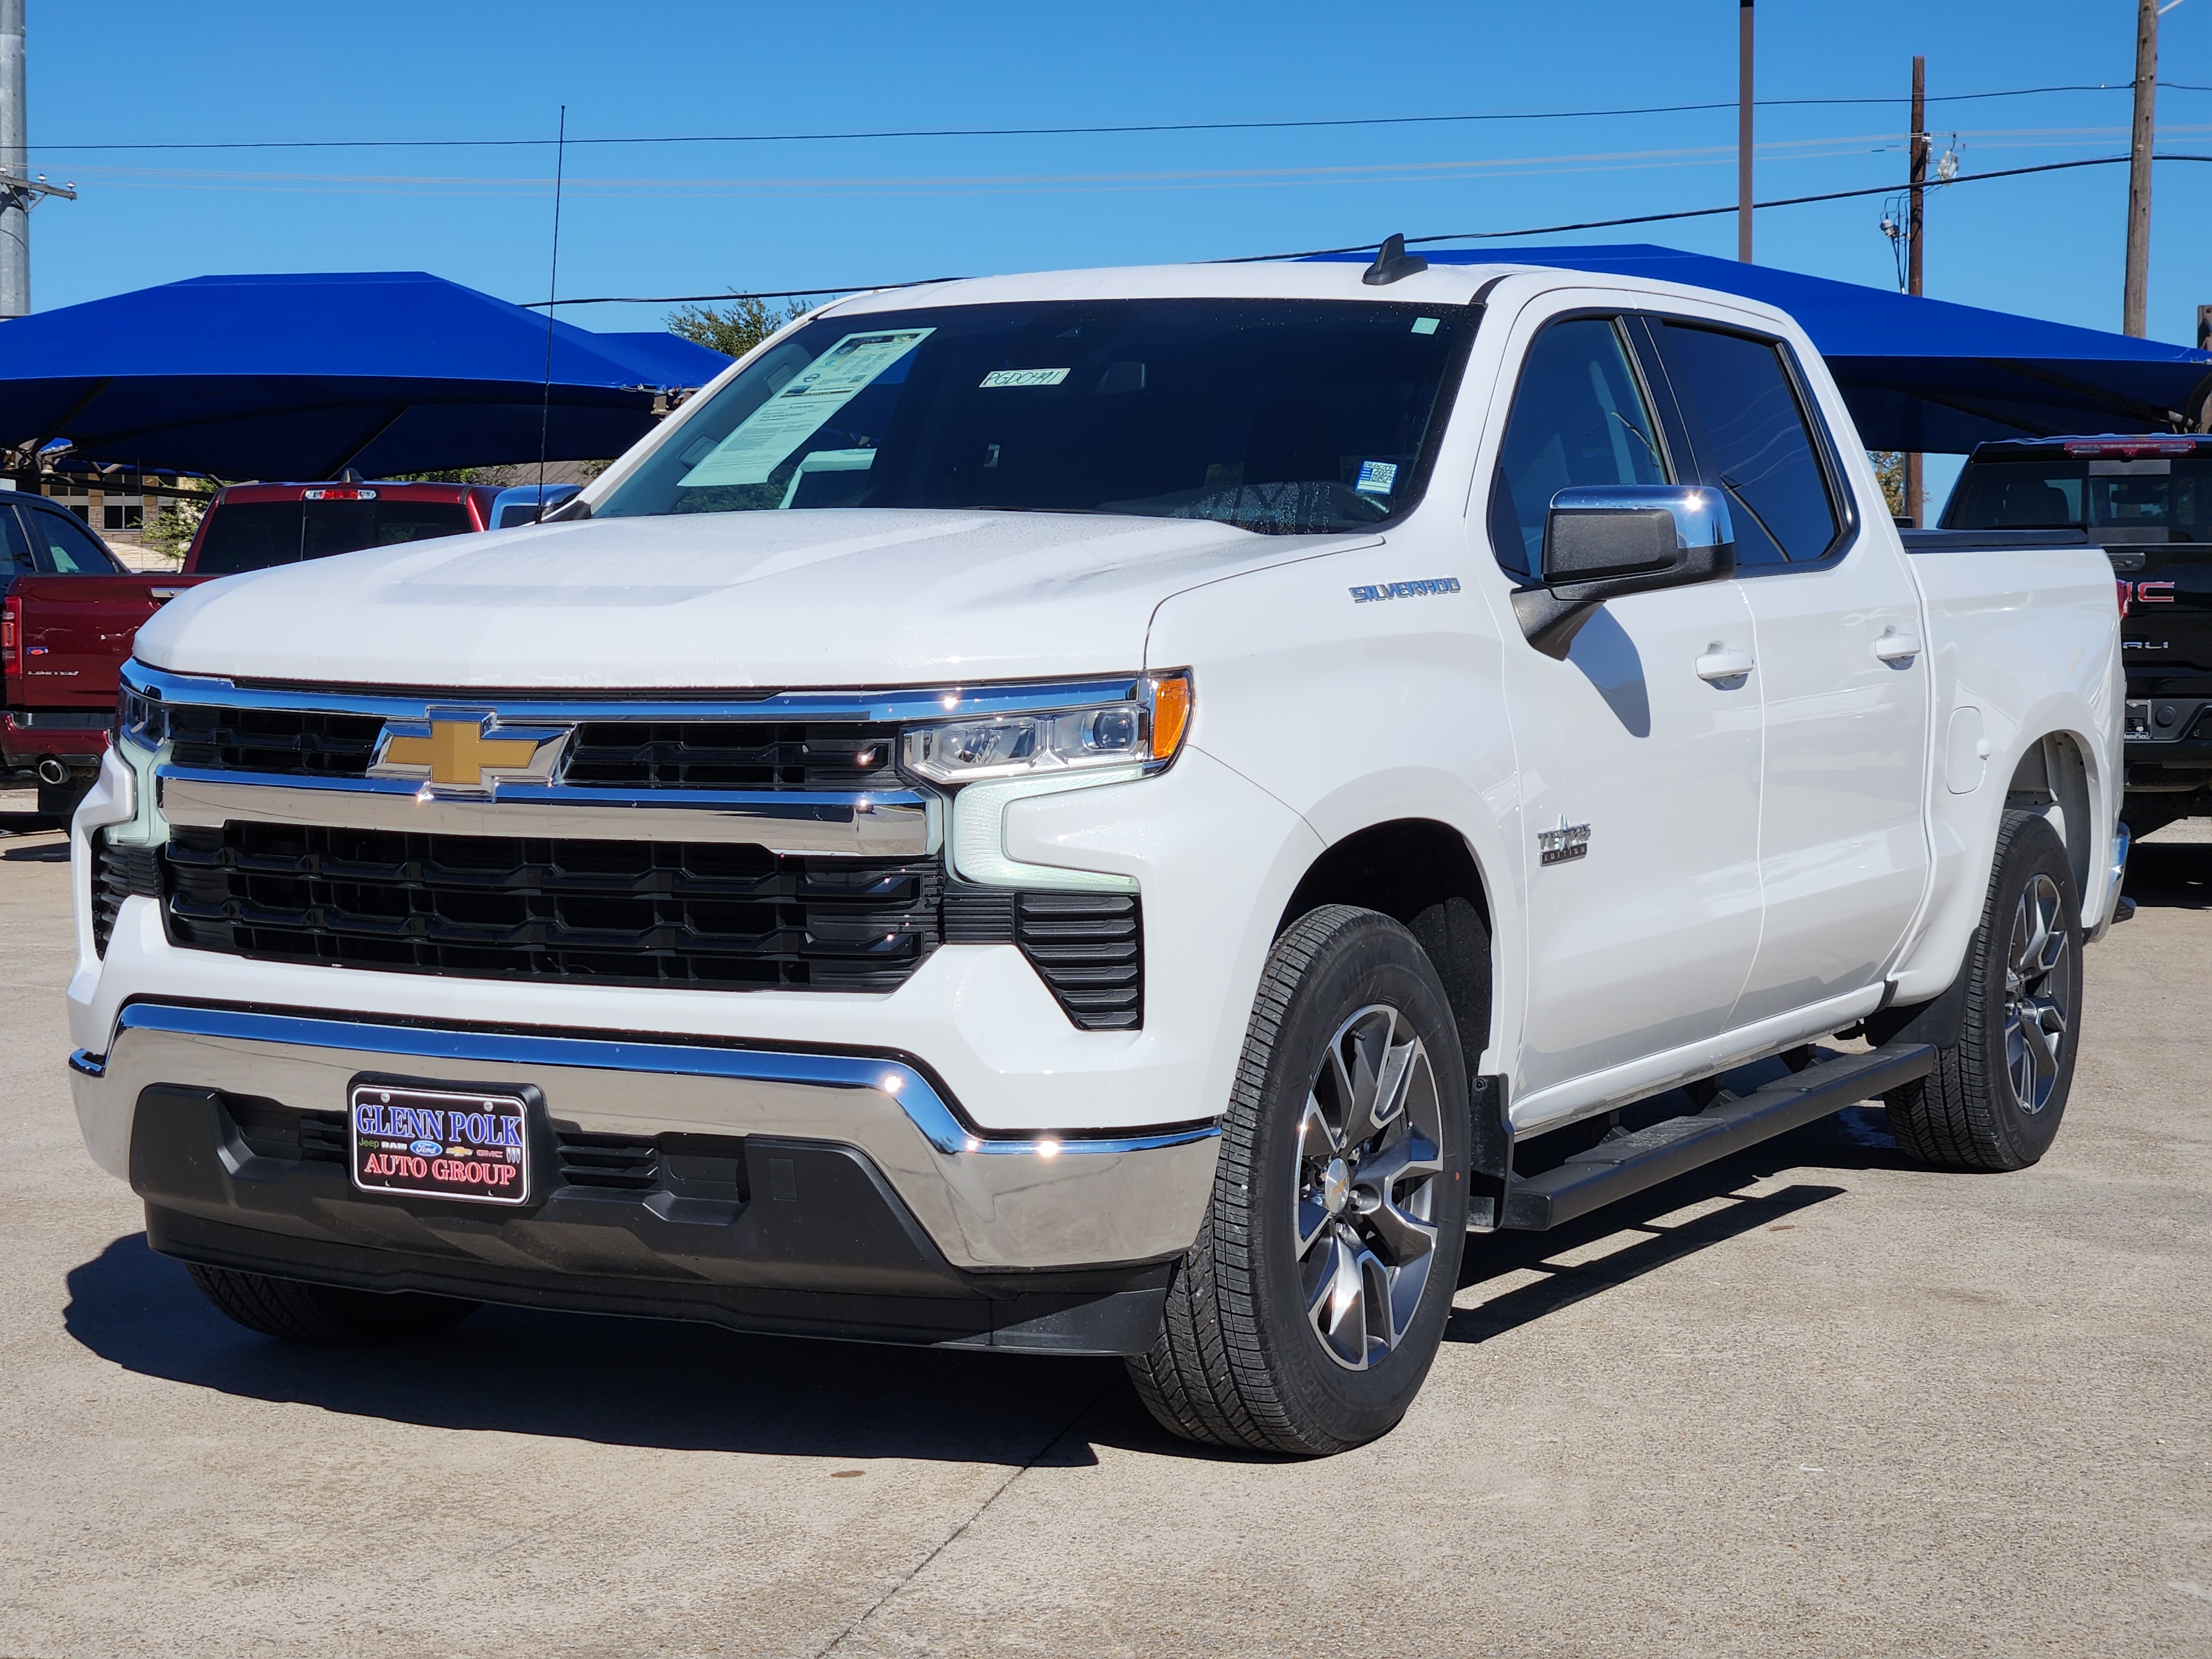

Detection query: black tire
(1126, 905), (1471, 1456)
(1884, 810), (2081, 1172)
(187, 1262), (479, 1347)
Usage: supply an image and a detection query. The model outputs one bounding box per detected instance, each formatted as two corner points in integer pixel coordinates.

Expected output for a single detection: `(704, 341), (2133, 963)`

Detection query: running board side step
(1498, 1042), (1936, 1232)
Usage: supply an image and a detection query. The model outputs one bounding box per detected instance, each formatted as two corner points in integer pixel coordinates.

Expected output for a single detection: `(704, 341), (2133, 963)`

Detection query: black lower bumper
(130, 1085), (1170, 1357)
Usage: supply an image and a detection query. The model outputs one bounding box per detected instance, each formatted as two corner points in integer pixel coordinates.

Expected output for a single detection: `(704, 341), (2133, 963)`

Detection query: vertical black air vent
(1015, 892), (1142, 1031)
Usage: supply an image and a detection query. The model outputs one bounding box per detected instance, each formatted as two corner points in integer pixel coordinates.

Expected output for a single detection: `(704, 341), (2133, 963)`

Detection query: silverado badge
(369, 711), (571, 795)
(1537, 818), (1592, 867)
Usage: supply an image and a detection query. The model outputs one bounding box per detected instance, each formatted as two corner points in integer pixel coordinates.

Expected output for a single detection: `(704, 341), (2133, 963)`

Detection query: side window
(1653, 322), (1841, 565)
(19, 504), (122, 574)
(1487, 316), (1669, 581)
(0, 505), (32, 573)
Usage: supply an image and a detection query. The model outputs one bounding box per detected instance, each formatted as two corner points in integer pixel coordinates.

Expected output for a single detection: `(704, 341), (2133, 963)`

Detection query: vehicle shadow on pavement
(1447, 1107), (1902, 1346)
(62, 1233), (1165, 1465)
(2120, 840), (2208, 910)
(0, 818), (68, 854)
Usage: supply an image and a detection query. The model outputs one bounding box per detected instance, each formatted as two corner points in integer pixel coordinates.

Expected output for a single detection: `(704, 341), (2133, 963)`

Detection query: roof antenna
(535, 105), (567, 520)
(1363, 232), (1428, 286)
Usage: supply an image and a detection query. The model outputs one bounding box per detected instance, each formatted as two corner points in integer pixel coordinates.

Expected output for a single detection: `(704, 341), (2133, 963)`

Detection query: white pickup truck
(68, 245), (2126, 1456)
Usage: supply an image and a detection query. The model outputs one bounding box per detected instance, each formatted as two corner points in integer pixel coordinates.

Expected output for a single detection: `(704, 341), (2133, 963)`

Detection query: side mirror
(1512, 485), (1737, 658)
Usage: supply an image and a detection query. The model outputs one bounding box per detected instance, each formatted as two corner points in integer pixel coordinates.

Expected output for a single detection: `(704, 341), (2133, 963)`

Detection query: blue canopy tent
(0, 271), (732, 480)
(1320, 244), (2212, 452)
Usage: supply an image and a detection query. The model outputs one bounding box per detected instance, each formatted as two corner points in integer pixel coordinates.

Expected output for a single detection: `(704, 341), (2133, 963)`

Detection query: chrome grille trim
(155, 769), (940, 857)
(122, 661), (1144, 724)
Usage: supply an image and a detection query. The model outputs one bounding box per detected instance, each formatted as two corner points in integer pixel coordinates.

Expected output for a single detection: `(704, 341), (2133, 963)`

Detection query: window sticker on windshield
(679, 328), (933, 488)
(1411, 317), (1439, 335)
(1355, 460), (1399, 495)
(979, 368), (1071, 388)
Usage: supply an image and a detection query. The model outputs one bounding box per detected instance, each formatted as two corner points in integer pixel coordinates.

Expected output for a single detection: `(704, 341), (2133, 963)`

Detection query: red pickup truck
(3, 491), (210, 813)
(182, 480), (499, 574)
(6, 480), (495, 815)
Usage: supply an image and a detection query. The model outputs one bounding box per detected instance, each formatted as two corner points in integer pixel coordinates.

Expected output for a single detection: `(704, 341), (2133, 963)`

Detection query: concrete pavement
(1, 797), (2206, 1657)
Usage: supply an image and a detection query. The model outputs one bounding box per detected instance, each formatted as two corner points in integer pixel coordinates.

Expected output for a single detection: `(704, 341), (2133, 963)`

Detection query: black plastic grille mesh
(167, 705), (384, 778)
(561, 722), (904, 792)
(161, 823), (942, 992)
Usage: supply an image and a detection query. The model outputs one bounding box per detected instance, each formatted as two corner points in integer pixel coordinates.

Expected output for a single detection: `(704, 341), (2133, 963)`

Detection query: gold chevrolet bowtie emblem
(369, 712), (569, 793)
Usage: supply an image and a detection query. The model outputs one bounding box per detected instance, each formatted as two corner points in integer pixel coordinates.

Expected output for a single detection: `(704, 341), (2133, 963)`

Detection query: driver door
(1487, 310), (1765, 1109)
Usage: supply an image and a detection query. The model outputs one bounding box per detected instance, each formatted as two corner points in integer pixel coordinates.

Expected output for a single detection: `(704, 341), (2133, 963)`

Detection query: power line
(1232, 153), (2212, 262)
(32, 81), (2212, 156)
(525, 152), (2212, 308)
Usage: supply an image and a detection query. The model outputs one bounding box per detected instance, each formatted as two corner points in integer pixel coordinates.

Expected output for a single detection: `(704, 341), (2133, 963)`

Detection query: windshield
(1944, 454), (2212, 541)
(194, 498), (477, 575)
(594, 298), (1474, 535)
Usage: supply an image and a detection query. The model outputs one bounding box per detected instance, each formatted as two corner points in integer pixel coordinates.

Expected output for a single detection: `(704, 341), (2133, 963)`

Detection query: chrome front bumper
(71, 1002), (1219, 1272)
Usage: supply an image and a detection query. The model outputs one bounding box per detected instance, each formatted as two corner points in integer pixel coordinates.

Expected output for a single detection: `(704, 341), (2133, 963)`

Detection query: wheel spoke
(1303, 1230), (1369, 1368)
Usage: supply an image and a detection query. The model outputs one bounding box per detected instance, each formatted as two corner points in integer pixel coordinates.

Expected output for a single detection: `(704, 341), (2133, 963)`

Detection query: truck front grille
(160, 822), (942, 993)
(162, 705), (902, 792)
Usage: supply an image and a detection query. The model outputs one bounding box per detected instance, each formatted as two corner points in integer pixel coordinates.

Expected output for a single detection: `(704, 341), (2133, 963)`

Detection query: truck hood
(135, 508), (1378, 688)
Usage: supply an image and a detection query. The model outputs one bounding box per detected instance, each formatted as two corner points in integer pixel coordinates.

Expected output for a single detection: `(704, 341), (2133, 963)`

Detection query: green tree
(666, 294), (811, 361)
(139, 499), (205, 565)
(1869, 451), (1907, 520)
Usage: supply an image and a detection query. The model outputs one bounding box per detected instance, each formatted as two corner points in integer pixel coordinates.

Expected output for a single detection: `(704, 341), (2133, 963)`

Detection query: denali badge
(369, 710), (571, 795)
(1537, 818), (1591, 866)
(1349, 577), (1461, 603)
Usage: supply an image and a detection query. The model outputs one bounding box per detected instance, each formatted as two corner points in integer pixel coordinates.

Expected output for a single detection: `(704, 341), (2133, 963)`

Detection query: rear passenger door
(1641, 317), (1930, 1021)
(7, 501), (147, 708)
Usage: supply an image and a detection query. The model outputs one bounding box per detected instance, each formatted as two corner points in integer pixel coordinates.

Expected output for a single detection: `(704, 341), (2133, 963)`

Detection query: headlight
(116, 681), (168, 749)
(902, 671), (1192, 785)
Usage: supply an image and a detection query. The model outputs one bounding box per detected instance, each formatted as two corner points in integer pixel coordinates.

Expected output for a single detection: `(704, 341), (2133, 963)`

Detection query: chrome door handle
(1694, 648), (1755, 682)
(1873, 629), (1923, 663)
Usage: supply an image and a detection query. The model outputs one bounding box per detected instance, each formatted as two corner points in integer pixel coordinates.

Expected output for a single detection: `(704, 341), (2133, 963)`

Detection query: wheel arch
(2004, 727), (2098, 907)
(1275, 817), (1499, 1089)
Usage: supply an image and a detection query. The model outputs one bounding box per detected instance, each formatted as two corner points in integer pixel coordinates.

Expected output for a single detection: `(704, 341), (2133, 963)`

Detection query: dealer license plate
(348, 1081), (531, 1206)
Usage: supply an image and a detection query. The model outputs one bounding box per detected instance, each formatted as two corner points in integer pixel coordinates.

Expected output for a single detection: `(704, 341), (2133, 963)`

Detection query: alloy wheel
(1292, 1004), (1446, 1370)
(2002, 871), (2073, 1114)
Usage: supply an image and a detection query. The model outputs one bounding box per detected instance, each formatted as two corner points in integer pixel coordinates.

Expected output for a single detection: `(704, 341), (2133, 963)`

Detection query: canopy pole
(1737, 0), (1754, 262)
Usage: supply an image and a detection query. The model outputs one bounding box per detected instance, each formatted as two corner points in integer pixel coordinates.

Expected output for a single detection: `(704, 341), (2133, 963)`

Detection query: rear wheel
(1126, 905), (1470, 1456)
(187, 1262), (479, 1347)
(1885, 810), (2080, 1172)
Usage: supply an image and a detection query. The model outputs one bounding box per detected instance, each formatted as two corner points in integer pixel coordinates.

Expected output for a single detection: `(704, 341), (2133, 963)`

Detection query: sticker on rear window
(1355, 460), (1399, 495)
(980, 368), (1071, 388)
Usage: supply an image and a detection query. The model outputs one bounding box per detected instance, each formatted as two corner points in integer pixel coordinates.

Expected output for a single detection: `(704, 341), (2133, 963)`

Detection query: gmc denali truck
(68, 248), (2126, 1456)
(1942, 434), (2212, 834)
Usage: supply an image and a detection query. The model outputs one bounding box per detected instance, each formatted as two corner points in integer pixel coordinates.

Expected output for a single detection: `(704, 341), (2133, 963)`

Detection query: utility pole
(1738, 0), (1755, 262)
(1905, 55), (1927, 524)
(0, 0), (74, 320)
(2124, 0), (2157, 338)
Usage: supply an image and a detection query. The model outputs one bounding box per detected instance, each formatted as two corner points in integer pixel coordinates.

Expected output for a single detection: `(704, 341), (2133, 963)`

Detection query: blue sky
(21, 0), (2211, 477)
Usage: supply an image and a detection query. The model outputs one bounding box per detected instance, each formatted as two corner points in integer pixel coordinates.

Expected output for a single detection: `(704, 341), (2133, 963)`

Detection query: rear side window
(195, 498), (476, 574)
(1487, 316), (1670, 581)
(0, 504), (32, 573)
(17, 504), (123, 573)
(1652, 323), (1841, 565)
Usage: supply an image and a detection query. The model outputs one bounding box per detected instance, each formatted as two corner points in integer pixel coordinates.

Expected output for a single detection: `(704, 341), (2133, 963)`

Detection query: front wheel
(1127, 905), (1470, 1456)
(1885, 810), (2081, 1172)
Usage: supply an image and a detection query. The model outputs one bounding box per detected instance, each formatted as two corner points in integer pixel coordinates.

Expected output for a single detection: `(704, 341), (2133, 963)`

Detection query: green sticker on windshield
(679, 328), (932, 488)
(1411, 317), (1439, 335)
